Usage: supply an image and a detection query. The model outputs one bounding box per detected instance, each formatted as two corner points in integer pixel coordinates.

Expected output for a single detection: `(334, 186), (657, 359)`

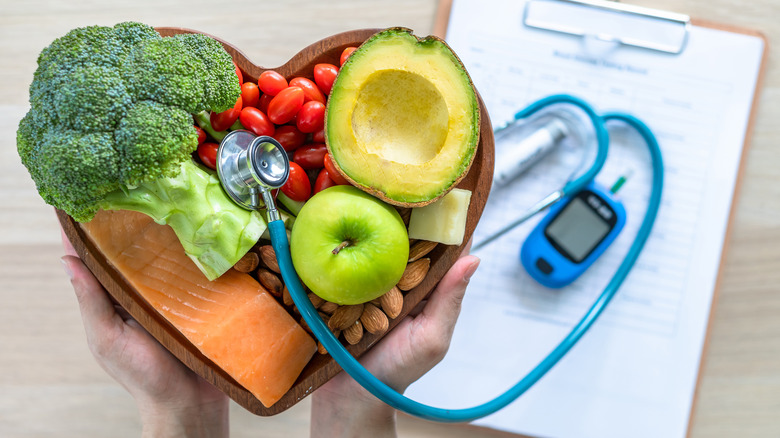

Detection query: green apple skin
(290, 185), (409, 305)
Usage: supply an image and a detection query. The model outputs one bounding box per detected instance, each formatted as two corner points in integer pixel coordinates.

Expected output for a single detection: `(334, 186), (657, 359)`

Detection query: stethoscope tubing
(271, 96), (664, 422)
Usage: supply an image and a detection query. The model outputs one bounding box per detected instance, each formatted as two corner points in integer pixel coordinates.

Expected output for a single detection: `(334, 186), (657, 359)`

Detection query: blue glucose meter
(521, 181), (626, 288)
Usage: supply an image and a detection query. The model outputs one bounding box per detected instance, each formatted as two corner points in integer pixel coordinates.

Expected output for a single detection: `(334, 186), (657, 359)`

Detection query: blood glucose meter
(521, 181), (626, 288)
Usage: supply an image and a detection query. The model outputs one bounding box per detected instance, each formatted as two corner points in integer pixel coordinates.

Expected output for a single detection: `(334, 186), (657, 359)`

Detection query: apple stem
(332, 240), (351, 255)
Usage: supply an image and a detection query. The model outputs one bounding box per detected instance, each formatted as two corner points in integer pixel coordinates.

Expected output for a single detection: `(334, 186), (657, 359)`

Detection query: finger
(420, 254), (480, 325)
(406, 238), (475, 319)
(60, 227), (78, 257)
(62, 255), (122, 338)
(461, 236), (473, 256)
(407, 299), (427, 318)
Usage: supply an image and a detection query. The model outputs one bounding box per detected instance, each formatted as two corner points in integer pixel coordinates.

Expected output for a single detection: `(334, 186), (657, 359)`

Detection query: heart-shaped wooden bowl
(58, 27), (494, 416)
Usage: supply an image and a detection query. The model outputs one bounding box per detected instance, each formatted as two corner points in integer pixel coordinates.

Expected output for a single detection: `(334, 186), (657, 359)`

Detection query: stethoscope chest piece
(216, 130), (289, 212)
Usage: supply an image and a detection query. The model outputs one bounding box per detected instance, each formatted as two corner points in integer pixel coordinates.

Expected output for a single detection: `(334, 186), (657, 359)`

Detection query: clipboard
(414, 1), (768, 437)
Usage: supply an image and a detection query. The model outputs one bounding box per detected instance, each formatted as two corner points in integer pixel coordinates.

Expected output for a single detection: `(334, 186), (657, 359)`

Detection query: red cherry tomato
(194, 125), (206, 144)
(311, 128), (326, 143)
(240, 82), (260, 108)
(289, 77), (326, 104)
(273, 125), (307, 152)
(324, 153), (350, 185)
(293, 143), (328, 170)
(313, 63), (339, 96)
(258, 70), (288, 96)
(267, 86), (304, 125)
(296, 101), (326, 133)
(210, 96), (243, 132)
(197, 142), (219, 170)
(314, 168), (337, 194)
(258, 93), (273, 113)
(233, 61), (243, 85)
(281, 162), (311, 202)
(239, 107), (275, 137)
(340, 47), (357, 66)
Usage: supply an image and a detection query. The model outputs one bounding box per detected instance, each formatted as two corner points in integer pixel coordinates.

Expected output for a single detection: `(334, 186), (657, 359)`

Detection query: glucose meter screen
(546, 198), (611, 263)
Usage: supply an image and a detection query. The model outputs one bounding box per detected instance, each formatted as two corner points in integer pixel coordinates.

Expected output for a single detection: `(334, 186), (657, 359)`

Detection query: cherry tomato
(273, 125), (307, 152)
(194, 125), (206, 144)
(233, 61), (243, 85)
(293, 143), (327, 170)
(210, 96), (243, 132)
(314, 168), (337, 194)
(267, 86), (304, 125)
(296, 101), (326, 133)
(258, 70), (288, 96)
(313, 63), (339, 96)
(340, 47), (357, 66)
(311, 128), (326, 143)
(240, 82), (260, 108)
(258, 93), (273, 113)
(289, 77), (326, 104)
(239, 107), (275, 137)
(197, 142), (219, 170)
(324, 153), (350, 185)
(281, 162), (311, 202)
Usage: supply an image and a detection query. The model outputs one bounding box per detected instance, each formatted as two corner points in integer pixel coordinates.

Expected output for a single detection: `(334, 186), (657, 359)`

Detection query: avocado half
(325, 28), (480, 207)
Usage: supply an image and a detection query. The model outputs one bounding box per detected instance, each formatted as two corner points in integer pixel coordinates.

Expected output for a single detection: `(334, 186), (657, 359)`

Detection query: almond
(259, 245), (280, 273)
(397, 258), (430, 291)
(343, 320), (364, 345)
(256, 268), (283, 297)
(299, 316), (312, 334)
(319, 301), (339, 315)
(360, 303), (389, 335)
(308, 292), (324, 309)
(328, 304), (364, 331)
(379, 286), (403, 319)
(233, 250), (260, 273)
(282, 285), (294, 307)
(408, 240), (438, 262)
(317, 328), (340, 355)
(300, 312), (329, 334)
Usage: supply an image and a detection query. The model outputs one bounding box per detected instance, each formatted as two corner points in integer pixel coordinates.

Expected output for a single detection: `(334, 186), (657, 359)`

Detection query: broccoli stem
(100, 159), (266, 280)
(194, 110), (228, 142)
(277, 191), (306, 216)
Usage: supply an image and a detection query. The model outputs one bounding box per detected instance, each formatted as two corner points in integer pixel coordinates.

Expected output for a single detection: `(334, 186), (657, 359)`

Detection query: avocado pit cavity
(352, 70), (448, 165)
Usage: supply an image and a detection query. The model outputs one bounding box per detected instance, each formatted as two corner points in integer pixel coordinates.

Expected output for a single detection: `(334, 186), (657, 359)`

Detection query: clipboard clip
(523, 0), (691, 54)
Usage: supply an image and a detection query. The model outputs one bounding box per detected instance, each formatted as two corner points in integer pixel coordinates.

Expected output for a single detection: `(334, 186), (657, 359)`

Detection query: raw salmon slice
(82, 209), (317, 408)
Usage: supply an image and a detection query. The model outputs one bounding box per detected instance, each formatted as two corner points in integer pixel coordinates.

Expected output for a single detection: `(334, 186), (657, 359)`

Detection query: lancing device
(492, 114), (571, 187)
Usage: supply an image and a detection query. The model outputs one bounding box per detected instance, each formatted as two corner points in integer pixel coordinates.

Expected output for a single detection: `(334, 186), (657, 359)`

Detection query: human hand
(310, 243), (480, 438)
(60, 230), (229, 438)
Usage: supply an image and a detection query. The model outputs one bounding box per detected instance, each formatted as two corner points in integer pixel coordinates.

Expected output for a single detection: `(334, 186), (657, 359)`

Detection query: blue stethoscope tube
(270, 94), (664, 422)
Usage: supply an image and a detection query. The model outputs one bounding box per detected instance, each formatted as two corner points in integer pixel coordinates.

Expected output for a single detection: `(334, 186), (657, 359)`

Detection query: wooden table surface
(1, 1), (778, 437)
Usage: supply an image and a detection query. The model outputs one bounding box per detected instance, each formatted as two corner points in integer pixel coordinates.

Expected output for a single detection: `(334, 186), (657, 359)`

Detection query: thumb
(421, 254), (480, 327)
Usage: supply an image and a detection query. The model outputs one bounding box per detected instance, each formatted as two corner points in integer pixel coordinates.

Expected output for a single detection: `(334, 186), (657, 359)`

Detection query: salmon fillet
(82, 209), (316, 408)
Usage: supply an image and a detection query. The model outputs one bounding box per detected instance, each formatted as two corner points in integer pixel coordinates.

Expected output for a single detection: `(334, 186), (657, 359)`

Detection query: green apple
(290, 185), (409, 305)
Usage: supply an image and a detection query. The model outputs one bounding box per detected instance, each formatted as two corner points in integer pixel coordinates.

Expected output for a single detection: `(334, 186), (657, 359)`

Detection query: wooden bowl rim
(58, 26), (495, 416)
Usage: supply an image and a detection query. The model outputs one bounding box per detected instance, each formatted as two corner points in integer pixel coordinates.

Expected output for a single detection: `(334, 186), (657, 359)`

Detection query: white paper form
(405, 1), (764, 437)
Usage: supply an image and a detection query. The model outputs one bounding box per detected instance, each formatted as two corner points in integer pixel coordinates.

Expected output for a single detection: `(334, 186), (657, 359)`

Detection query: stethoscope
(215, 94), (664, 422)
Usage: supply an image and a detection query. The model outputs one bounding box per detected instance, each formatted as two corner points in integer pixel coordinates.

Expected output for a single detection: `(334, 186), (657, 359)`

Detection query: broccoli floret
(17, 22), (259, 280)
(176, 33), (243, 112)
(115, 100), (197, 185)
